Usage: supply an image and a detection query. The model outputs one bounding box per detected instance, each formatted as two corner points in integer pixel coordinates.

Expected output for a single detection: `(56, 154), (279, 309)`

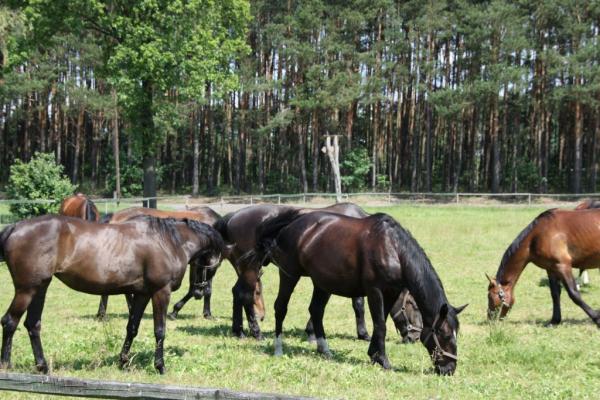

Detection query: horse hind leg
(1, 289), (36, 370)
(168, 291), (194, 320)
(96, 295), (109, 320)
(151, 287), (171, 374)
(24, 281), (51, 373)
(308, 287), (332, 358)
(202, 278), (213, 319)
(556, 264), (600, 327)
(352, 297), (370, 341)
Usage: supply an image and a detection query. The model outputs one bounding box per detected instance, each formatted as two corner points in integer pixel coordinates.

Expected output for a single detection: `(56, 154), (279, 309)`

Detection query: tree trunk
(141, 80), (157, 208)
(112, 89), (121, 200)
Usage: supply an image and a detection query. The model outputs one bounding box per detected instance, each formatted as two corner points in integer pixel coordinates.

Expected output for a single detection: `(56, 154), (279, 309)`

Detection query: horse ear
(485, 273), (495, 284)
(453, 304), (468, 314)
(439, 303), (449, 319)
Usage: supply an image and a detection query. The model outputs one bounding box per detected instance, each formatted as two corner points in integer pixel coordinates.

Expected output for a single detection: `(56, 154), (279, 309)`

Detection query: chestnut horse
(0, 215), (226, 374)
(105, 206), (230, 320)
(487, 208), (600, 326)
(216, 203), (372, 341)
(244, 210), (465, 375)
(59, 194), (133, 318)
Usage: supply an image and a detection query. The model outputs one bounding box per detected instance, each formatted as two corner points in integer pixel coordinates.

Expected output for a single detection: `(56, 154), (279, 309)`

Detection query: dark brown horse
(106, 206), (228, 320)
(59, 194), (133, 319)
(244, 210), (465, 375)
(390, 289), (422, 344)
(216, 203), (372, 341)
(487, 208), (600, 326)
(0, 215), (226, 374)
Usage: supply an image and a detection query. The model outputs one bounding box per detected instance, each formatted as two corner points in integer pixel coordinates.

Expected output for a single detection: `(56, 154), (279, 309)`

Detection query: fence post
(456, 193), (459, 204)
(278, 195), (281, 205)
(528, 193), (531, 206)
(303, 194), (306, 204)
(250, 196), (253, 205)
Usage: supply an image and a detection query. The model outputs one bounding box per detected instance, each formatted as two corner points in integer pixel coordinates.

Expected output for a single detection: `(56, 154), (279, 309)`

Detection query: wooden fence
(0, 372), (315, 400)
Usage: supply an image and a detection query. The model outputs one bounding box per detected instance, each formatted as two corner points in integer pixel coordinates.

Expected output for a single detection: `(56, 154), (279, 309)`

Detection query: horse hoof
(274, 349), (283, 357)
(167, 312), (178, 321)
(357, 333), (371, 341)
(544, 320), (561, 327)
(0, 361), (11, 370)
(232, 330), (246, 339)
(156, 365), (166, 375)
(119, 354), (129, 369)
(320, 350), (333, 359)
(252, 332), (264, 341)
(36, 363), (48, 374)
(96, 314), (107, 321)
(370, 352), (391, 370)
(306, 334), (317, 344)
(203, 313), (214, 320)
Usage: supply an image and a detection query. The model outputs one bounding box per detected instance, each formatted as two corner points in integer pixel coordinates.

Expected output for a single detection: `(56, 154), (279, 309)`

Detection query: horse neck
(403, 261), (449, 327)
(496, 234), (532, 291)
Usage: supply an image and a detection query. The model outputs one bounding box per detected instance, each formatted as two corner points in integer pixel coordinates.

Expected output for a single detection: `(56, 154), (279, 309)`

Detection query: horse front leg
(556, 264), (600, 327)
(231, 278), (246, 338)
(352, 297), (370, 341)
(1, 289), (35, 370)
(308, 287), (332, 358)
(546, 272), (562, 326)
(119, 294), (150, 369)
(202, 278), (213, 319)
(24, 281), (51, 373)
(273, 272), (300, 356)
(366, 287), (391, 370)
(168, 291), (194, 320)
(151, 287), (171, 374)
(96, 295), (109, 320)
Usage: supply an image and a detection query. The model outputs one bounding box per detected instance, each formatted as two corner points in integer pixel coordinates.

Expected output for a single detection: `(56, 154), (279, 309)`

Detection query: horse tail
(85, 199), (99, 221)
(214, 213), (233, 243)
(0, 224), (16, 263)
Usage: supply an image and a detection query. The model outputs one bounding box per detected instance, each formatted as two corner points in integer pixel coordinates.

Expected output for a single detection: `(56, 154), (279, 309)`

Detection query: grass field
(1, 205), (600, 399)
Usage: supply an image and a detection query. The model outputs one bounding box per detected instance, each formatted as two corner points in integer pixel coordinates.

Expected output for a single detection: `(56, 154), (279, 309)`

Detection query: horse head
(486, 273), (513, 320)
(421, 303), (467, 376)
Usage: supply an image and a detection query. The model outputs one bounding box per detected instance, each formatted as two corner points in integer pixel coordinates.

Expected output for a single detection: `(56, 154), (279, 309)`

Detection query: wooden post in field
(322, 134), (342, 203)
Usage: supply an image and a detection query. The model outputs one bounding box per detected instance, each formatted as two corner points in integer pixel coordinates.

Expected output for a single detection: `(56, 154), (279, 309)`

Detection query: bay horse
(105, 206), (227, 320)
(573, 200), (600, 286)
(0, 214), (226, 374)
(216, 203), (372, 341)
(244, 210), (465, 375)
(487, 208), (600, 326)
(59, 194), (133, 318)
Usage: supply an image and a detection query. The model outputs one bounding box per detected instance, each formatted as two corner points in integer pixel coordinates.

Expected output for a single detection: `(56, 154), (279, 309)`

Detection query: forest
(1, 0), (600, 198)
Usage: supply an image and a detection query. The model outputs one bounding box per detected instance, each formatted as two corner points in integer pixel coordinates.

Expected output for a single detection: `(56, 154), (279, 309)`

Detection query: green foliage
(6, 152), (75, 218)
(340, 147), (371, 191)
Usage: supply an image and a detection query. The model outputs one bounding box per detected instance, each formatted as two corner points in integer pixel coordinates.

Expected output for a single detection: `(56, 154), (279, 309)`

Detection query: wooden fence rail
(0, 372), (315, 400)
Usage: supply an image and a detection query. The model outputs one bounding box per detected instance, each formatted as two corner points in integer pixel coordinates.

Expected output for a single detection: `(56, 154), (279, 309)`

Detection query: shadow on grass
(52, 346), (188, 372)
(473, 317), (593, 327)
(176, 323), (232, 337)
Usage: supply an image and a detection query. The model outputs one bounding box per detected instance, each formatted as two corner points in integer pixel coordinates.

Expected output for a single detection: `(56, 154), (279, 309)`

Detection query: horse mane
(496, 209), (555, 279)
(576, 199), (600, 210)
(184, 219), (225, 253)
(127, 215), (183, 247)
(370, 213), (456, 328)
(214, 212), (234, 243)
(100, 213), (113, 224)
(85, 199), (99, 221)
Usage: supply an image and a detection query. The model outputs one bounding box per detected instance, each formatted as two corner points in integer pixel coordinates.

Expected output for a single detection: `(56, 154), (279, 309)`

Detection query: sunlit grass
(1, 205), (600, 399)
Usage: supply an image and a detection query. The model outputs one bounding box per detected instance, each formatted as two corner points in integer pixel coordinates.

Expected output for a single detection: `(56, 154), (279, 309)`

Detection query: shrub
(7, 152), (75, 218)
(340, 147), (371, 192)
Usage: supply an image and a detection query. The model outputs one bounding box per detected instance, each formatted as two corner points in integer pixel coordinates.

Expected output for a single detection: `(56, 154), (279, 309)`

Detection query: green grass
(2, 205), (600, 399)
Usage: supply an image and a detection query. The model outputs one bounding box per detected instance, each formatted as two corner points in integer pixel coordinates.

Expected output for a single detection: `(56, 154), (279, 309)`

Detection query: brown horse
(105, 206), (233, 320)
(244, 210), (465, 375)
(59, 194), (133, 318)
(216, 203), (372, 341)
(59, 193), (100, 222)
(0, 215), (226, 374)
(487, 208), (600, 326)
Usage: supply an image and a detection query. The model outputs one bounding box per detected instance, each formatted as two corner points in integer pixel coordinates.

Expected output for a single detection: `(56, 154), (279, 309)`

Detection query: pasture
(1, 204), (600, 399)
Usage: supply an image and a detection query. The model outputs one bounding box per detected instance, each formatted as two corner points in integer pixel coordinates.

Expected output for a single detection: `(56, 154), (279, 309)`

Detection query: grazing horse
(59, 194), (133, 318)
(390, 289), (423, 344)
(574, 200), (600, 286)
(244, 210), (465, 375)
(487, 208), (600, 326)
(106, 206), (224, 320)
(0, 215), (226, 374)
(216, 203), (372, 341)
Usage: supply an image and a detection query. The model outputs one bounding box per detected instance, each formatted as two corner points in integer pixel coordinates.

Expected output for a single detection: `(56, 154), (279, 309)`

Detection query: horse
(243, 209), (465, 375)
(105, 206), (229, 320)
(487, 208), (600, 326)
(59, 194), (133, 319)
(390, 289), (423, 344)
(0, 214), (227, 374)
(216, 203), (372, 341)
(573, 200), (600, 286)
